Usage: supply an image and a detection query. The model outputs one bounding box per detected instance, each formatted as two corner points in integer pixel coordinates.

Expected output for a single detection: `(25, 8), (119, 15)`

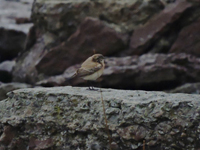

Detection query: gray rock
(0, 0), (34, 62)
(0, 0), (33, 33)
(37, 53), (200, 91)
(0, 61), (15, 73)
(0, 60), (15, 82)
(12, 0), (165, 83)
(0, 82), (32, 101)
(0, 86), (200, 149)
(168, 82), (200, 94)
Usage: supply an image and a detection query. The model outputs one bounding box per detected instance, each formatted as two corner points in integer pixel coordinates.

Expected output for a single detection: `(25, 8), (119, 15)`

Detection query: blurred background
(0, 0), (200, 100)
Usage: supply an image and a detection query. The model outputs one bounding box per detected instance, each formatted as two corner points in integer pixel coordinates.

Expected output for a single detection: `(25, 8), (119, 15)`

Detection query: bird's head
(92, 54), (105, 64)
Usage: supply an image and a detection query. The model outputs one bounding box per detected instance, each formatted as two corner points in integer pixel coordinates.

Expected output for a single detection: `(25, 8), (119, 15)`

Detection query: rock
(1, 86), (200, 149)
(32, 0), (164, 34)
(12, 38), (47, 84)
(23, 26), (38, 51)
(0, 125), (16, 146)
(15, 17), (32, 24)
(0, 82), (32, 101)
(170, 18), (200, 56)
(0, 60), (15, 83)
(0, 0), (34, 62)
(0, 28), (27, 62)
(12, 16), (129, 82)
(12, 0), (200, 84)
(12, 0), (166, 83)
(187, 0), (200, 3)
(0, 0), (33, 33)
(101, 53), (200, 90)
(35, 17), (129, 75)
(128, 0), (192, 55)
(168, 82), (200, 94)
(36, 64), (80, 87)
(37, 53), (200, 91)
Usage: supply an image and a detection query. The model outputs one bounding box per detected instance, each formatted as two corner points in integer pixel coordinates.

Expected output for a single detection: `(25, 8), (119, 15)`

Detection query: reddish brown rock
(12, 0), (167, 84)
(170, 18), (200, 56)
(13, 17), (129, 83)
(35, 17), (128, 75)
(103, 53), (200, 90)
(37, 53), (200, 91)
(0, 126), (15, 145)
(29, 138), (54, 150)
(128, 0), (192, 55)
(12, 0), (200, 85)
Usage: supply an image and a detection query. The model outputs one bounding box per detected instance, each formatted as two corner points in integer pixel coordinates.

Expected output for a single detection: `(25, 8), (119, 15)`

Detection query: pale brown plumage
(71, 54), (105, 81)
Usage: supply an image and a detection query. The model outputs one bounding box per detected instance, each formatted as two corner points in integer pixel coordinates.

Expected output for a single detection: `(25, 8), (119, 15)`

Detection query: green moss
(71, 99), (78, 107)
(54, 105), (62, 119)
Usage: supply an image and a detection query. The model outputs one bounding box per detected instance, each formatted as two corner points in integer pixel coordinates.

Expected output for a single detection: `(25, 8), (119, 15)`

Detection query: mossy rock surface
(0, 86), (200, 149)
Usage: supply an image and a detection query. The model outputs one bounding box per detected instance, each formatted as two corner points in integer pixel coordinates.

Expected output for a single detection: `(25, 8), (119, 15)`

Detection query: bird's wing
(77, 66), (102, 77)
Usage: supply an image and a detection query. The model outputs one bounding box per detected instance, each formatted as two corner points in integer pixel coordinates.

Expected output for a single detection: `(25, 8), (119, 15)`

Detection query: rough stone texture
(0, 82), (32, 101)
(32, 0), (164, 34)
(0, 60), (15, 83)
(37, 53), (200, 91)
(168, 82), (200, 94)
(1, 86), (200, 149)
(128, 0), (193, 55)
(170, 18), (200, 56)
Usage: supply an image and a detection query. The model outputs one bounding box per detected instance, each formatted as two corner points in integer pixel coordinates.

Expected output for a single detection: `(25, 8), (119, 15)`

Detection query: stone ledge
(0, 86), (200, 149)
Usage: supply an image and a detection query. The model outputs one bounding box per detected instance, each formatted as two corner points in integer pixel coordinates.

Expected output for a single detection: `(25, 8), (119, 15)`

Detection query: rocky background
(0, 0), (200, 95)
(1, 0), (200, 149)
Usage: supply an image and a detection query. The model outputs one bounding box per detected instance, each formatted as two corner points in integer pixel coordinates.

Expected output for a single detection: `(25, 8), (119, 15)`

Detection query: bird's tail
(70, 72), (77, 79)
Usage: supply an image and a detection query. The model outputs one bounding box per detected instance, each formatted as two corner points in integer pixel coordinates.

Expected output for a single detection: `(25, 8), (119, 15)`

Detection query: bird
(69, 54), (105, 90)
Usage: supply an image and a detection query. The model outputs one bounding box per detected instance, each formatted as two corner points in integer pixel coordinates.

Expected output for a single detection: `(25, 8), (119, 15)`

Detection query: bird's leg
(89, 86), (92, 90)
(87, 81), (92, 90)
(91, 86), (95, 90)
(91, 81), (98, 91)
(87, 81), (98, 91)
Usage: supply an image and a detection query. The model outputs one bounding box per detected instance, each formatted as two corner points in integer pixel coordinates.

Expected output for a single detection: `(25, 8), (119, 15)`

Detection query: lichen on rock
(1, 86), (200, 149)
